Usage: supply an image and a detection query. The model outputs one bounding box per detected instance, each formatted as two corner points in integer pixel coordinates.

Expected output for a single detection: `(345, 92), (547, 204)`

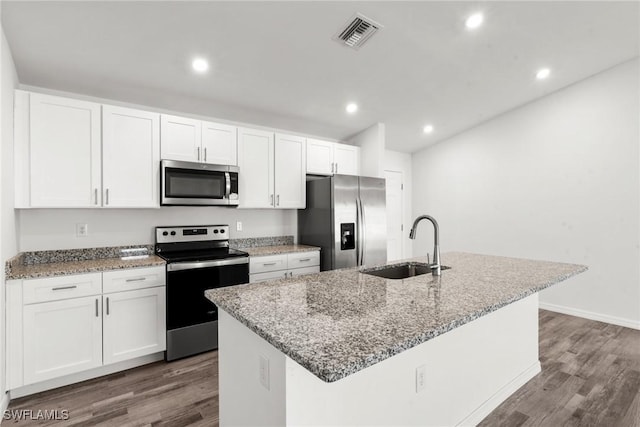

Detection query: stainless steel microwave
(160, 160), (239, 206)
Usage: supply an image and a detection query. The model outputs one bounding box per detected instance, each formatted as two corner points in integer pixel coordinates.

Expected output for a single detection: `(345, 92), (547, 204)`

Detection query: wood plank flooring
(7, 310), (639, 426)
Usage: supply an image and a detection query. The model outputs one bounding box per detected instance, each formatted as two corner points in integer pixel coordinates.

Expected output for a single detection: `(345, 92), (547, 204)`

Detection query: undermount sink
(361, 262), (451, 280)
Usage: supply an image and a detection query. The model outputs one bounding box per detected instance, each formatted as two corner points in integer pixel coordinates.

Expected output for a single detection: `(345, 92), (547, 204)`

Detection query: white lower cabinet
(103, 287), (166, 365)
(249, 251), (320, 283)
(7, 266), (166, 391)
(23, 295), (103, 385)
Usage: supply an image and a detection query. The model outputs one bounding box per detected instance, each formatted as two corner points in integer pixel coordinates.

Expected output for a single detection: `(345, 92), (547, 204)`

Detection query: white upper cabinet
(15, 91), (160, 209)
(160, 114), (237, 166)
(306, 138), (360, 176)
(238, 129), (306, 209)
(26, 92), (101, 207)
(160, 114), (201, 162)
(274, 133), (306, 208)
(202, 121), (237, 165)
(102, 106), (160, 208)
(237, 128), (274, 208)
(306, 138), (334, 175)
(333, 143), (360, 176)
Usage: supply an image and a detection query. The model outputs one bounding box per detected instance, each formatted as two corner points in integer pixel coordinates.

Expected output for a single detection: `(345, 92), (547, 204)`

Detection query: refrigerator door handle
(360, 198), (366, 266)
(356, 198), (361, 266)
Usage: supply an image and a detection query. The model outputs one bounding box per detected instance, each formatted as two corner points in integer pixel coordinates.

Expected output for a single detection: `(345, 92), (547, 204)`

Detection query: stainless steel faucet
(409, 215), (441, 276)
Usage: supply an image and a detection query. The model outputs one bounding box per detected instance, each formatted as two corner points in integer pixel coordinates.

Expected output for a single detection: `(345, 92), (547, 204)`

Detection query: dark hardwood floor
(7, 310), (639, 426)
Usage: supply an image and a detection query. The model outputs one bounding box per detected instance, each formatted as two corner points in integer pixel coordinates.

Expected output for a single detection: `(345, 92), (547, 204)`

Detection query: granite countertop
(241, 244), (321, 257)
(206, 252), (587, 383)
(6, 245), (165, 280)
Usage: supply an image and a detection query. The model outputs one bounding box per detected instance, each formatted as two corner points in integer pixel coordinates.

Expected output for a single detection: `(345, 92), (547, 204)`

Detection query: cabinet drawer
(103, 266), (166, 294)
(249, 254), (287, 274)
(287, 251), (320, 269)
(23, 273), (102, 305)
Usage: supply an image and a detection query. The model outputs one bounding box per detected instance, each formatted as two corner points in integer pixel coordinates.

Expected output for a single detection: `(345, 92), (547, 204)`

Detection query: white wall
(412, 59), (640, 329)
(384, 150), (413, 259)
(349, 123), (385, 178)
(0, 16), (19, 411)
(18, 208), (297, 251)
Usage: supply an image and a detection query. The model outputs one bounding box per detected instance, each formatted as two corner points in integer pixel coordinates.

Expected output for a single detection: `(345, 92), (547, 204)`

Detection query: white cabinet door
(274, 133), (306, 208)
(23, 296), (102, 385)
(306, 138), (334, 175)
(290, 266), (320, 278)
(249, 270), (290, 283)
(202, 121), (237, 165)
(29, 93), (101, 207)
(160, 114), (201, 162)
(102, 106), (160, 208)
(334, 143), (360, 176)
(238, 128), (274, 208)
(103, 287), (166, 365)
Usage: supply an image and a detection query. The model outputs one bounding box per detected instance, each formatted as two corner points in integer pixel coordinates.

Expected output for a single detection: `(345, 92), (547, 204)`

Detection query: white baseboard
(9, 352), (164, 399)
(539, 302), (640, 330)
(0, 392), (10, 424)
(458, 361), (541, 427)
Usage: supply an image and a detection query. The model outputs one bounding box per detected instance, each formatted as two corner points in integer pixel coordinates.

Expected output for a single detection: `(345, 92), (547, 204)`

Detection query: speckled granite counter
(206, 252), (586, 383)
(241, 244), (320, 257)
(6, 245), (165, 280)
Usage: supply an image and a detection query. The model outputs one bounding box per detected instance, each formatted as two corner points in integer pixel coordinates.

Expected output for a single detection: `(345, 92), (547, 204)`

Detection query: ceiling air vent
(334, 13), (383, 50)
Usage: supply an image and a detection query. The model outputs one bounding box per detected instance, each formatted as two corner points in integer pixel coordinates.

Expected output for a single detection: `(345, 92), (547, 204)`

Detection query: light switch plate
(76, 223), (88, 237)
(236, 221), (243, 232)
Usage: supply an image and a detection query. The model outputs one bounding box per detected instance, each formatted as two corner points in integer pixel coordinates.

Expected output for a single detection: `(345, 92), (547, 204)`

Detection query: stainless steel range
(155, 225), (249, 361)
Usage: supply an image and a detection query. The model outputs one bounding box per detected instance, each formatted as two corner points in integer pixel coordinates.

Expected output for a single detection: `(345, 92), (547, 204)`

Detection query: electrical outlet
(76, 223), (88, 237)
(416, 364), (426, 393)
(259, 355), (270, 390)
(236, 221), (243, 232)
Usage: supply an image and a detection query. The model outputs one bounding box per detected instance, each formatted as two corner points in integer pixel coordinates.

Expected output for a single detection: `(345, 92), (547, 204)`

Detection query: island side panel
(218, 309), (287, 427)
(285, 294), (541, 427)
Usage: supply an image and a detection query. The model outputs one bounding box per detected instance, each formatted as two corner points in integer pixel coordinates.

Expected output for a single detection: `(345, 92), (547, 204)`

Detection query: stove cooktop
(156, 247), (248, 263)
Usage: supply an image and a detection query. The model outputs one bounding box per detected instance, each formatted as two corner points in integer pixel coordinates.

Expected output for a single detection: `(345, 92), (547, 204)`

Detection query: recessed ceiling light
(346, 103), (358, 114)
(465, 13), (484, 30)
(192, 57), (209, 73)
(536, 68), (551, 80)
(423, 125), (434, 134)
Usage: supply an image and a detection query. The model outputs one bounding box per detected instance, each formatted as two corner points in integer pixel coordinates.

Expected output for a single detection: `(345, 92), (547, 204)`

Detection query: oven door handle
(167, 257), (249, 272)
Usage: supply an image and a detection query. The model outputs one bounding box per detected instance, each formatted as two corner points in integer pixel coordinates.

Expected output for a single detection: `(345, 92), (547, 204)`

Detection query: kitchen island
(206, 252), (586, 426)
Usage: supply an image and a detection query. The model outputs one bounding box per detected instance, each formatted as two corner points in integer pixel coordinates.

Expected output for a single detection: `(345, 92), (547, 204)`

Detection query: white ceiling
(2, 1), (638, 153)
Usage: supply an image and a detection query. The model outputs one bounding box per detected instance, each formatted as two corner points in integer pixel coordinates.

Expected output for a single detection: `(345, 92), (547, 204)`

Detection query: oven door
(166, 257), (249, 330)
(161, 159), (239, 206)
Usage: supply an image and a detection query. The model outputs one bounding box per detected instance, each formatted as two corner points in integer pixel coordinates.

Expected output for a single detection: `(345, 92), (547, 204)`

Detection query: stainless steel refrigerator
(298, 175), (386, 271)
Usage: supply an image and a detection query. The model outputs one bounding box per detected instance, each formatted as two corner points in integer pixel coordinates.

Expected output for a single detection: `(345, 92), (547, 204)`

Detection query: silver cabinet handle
(197, 146), (201, 161)
(204, 147), (207, 162)
(105, 188), (109, 205)
(263, 262), (277, 266)
(289, 272), (293, 278)
(331, 162), (334, 173)
(270, 194), (274, 206)
(106, 297), (110, 315)
(298, 258), (311, 262)
(95, 299), (99, 317)
(277, 195), (280, 206)
(126, 277), (146, 282)
(284, 272), (288, 278)
(52, 285), (77, 291)
(335, 163), (338, 174)
(94, 188), (98, 205)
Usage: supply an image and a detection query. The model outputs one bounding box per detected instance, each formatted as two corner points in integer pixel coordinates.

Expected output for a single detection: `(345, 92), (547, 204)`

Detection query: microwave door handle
(225, 172), (231, 198)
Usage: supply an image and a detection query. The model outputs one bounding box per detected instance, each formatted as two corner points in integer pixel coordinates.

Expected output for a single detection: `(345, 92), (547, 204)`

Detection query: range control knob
(170, 231), (176, 236)
(162, 231), (168, 236)
(220, 229), (225, 233)
(213, 229), (219, 234)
